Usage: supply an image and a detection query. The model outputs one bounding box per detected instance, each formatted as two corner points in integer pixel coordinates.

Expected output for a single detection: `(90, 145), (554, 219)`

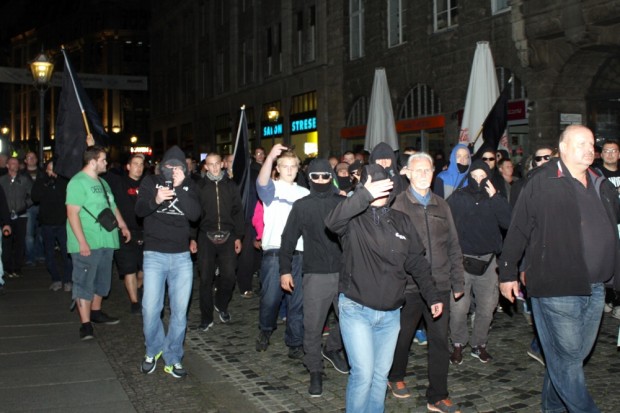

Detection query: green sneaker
(164, 363), (187, 378)
(140, 351), (162, 374)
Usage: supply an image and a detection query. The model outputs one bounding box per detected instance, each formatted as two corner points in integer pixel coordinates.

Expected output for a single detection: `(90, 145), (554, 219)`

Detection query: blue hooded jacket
(435, 144), (470, 198)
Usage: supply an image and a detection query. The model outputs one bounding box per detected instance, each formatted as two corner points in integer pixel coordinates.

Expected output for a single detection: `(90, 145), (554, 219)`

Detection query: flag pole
(231, 104), (246, 171)
(61, 45), (91, 138)
(470, 75), (513, 148)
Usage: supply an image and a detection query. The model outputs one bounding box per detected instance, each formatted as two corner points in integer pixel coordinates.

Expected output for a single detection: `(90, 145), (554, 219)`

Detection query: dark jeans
(198, 234), (238, 324)
(41, 224), (72, 283)
(258, 250), (303, 347)
(236, 224), (261, 293)
(302, 272), (342, 373)
(532, 283), (604, 413)
(389, 290), (451, 404)
(2, 217), (27, 273)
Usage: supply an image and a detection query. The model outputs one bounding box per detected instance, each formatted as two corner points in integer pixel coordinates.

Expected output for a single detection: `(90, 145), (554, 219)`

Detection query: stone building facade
(151, 0), (620, 160)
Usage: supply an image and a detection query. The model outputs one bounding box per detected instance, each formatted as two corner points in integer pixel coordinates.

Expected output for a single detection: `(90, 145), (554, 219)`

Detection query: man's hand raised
(363, 174), (393, 200)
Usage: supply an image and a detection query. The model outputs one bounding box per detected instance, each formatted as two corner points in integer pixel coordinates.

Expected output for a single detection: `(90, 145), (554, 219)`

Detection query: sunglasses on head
(482, 157), (495, 161)
(309, 172), (332, 180)
(534, 155), (551, 162)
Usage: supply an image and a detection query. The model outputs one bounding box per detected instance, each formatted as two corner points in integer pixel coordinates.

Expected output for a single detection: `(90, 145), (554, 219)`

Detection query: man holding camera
(136, 145), (201, 378)
(66, 146), (131, 341)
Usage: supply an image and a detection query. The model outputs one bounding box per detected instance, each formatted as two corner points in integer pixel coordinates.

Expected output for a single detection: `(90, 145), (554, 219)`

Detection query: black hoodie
(369, 142), (408, 200)
(135, 146), (201, 253)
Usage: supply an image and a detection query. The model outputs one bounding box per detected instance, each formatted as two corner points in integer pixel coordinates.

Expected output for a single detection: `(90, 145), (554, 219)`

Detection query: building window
(266, 27), (273, 76)
(399, 84), (442, 119)
(350, 0), (364, 60)
(387, 0), (405, 47)
(216, 52), (224, 94)
(296, 11), (303, 66)
(308, 6), (316, 62)
(346, 96), (369, 126)
(492, 0), (510, 15)
(278, 23), (283, 72)
(291, 91), (317, 114)
(434, 0), (458, 32)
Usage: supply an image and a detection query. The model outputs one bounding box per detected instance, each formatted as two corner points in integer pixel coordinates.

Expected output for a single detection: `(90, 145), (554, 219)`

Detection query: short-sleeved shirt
(66, 171), (120, 253)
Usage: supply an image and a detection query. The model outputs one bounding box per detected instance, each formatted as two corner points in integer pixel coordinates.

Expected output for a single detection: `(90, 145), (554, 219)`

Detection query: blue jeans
(531, 283), (604, 413)
(26, 205), (43, 263)
(41, 225), (72, 283)
(142, 251), (193, 366)
(258, 250), (303, 347)
(339, 294), (401, 413)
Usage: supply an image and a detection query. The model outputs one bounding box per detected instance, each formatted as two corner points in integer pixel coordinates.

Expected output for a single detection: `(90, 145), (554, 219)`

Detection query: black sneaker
(214, 306), (231, 324)
(164, 362), (187, 378)
(322, 349), (349, 374)
(91, 311), (120, 325)
(471, 346), (492, 363)
(288, 346), (304, 359)
(79, 323), (94, 341)
(140, 351), (162, 374)
(256, 330), (271, 352)
(130, 302), (142, 315)
(308, 372), (322, 397)
(198, 321), (214, 332)
(450, 344), (463, 365)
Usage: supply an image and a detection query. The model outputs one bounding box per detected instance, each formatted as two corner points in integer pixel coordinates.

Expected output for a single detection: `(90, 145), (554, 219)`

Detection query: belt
(263, 249), (301, 257)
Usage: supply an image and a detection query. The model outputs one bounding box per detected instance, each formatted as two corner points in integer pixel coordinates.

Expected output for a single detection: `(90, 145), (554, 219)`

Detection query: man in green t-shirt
(66, 146), (131, 340)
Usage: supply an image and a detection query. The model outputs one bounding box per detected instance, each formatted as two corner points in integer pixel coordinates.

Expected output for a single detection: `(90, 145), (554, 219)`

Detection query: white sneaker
(64, 282), (73, 292)
(49, 281), (62, 291)
(611, 306), (620, 320)
(604, 302), (613, 313)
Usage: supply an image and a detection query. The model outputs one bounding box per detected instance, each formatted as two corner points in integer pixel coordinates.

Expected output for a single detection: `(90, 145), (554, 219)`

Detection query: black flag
(54, 48), (107, 178)
(232, 106), (252, 219)
(473, 81), (511, 159)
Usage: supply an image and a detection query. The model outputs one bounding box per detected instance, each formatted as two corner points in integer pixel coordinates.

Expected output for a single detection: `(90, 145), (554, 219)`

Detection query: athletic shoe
(612, 306), (620, 320)
(414, 329), (428, 346)
(49, 281), (62, 291)
(240, 290), (255, 299)
(527, 349), (545, 366)
(288, 346), (304, 359)
(450, 344), (463, 365)
(604, 302), (613, 313)
(91, 311), (120, 325)
(427, 398), (462, 413)
(164, 363), (187, 378)
(214, 305), (231, 323)
(471, 346), (492, 363)
(63, 282), (73, 292)
(79, 323), (94, 341)
(387, 381), (411, 399)
(256, 330), (270, 351)
(198, 322), (214, 332)
(322, 349), (349, 374)
(141, 351), (162, 374)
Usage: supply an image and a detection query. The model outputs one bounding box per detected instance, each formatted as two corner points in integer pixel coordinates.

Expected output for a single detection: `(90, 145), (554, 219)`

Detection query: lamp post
(30, 50), (54, 167)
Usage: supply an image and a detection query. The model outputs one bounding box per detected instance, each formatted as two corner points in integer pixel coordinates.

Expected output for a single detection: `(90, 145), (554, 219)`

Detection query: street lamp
(30, 50), (54, 167)
(267, 106), (279, 122)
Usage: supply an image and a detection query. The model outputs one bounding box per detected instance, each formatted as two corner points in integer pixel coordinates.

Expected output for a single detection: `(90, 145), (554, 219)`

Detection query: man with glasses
(479, 148), (507, 198)
(279, 158), (347, 397)
(598, 140), (620, 317)
(255, 144), (309, 358)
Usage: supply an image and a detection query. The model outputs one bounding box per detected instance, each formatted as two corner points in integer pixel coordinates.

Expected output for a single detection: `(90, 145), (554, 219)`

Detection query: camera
(165, 180), (173, 190)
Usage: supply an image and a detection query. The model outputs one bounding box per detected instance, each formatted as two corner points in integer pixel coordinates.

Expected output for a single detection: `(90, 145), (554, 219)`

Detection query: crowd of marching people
(1, 123), (619, 412)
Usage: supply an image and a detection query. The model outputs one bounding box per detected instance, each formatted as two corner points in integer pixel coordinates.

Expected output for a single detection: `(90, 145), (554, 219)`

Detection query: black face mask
(457, 163), (469, 174)
(311, 181), (332, 193)
(161, 167), (174, 181)
(336, 176), (352, 189)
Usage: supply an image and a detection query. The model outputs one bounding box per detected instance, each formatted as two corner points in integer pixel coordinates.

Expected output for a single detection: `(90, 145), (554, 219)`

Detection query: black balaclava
(308, 158), (334, 193)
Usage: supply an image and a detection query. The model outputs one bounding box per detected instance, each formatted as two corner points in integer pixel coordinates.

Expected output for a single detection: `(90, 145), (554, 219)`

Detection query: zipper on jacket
(423, 206), (433, 268)
(215, 181), (221, 231)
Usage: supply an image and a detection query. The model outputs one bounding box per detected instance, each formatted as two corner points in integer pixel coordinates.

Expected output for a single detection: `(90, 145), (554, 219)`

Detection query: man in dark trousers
(191, 153), (244, 330)
(499, 125), (620, 412)
(280, 158), (347, 397)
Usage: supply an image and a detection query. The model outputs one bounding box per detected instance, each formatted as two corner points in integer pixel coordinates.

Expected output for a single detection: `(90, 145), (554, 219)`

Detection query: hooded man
(368, 142), (407, 198)
(434, 144), (471, 199)
(136, 145), (201, 378)
(446, 159), (511, 364)
(325, 163), (443, 413)
(279, 158), (347, 397)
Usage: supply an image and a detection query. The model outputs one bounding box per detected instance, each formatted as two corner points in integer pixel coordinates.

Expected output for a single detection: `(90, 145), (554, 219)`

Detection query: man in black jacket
(499, 125), (620, 413)
(279, 158), (347, 397)
(191, 153), (244, 330)
(325, 164), (443, 413)
(31, 161), (72, 292)
(388, 153), (464, 413)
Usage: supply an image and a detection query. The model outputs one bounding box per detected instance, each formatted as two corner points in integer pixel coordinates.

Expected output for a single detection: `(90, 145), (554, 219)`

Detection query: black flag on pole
(232, 106), (252, 219)
(473, 81), (511, 159)
(54, 48), (107, 179)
